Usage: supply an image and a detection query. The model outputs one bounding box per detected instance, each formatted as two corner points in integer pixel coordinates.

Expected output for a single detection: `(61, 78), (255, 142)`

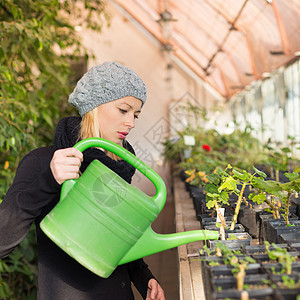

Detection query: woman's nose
(124, 115), (135, 128)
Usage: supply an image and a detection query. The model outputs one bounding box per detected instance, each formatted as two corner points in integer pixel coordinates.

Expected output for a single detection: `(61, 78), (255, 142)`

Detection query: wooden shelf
(173, 177), (206, 300)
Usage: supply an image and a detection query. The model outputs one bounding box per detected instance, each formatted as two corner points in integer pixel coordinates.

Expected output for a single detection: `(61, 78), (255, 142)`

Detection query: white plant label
(216, 207), (225, 223)
(183, 135), (195, 146)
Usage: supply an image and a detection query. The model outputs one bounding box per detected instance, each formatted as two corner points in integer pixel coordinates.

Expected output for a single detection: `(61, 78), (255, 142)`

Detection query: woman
(0, 62), (165, 300)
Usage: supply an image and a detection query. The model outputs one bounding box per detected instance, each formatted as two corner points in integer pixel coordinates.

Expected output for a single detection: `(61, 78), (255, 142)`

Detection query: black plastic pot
(263, 261), (300, 274)
(290, 195), (300, 218)
(276, 287), (300, 300)
(253, 255), (300, 275)
(264, 220), (300, 244)
(198, 213), (233, 227)
(204, 223), (245, 233)
(189, 185), (204, 200)
(179, 169), (188, 182)
(211, 273), (270, 291)
(202, 258), (268, 299)
(193, 195), (204, 219)
(259, 213), (299, 243)
(210, 287), (275, 300)
(207, 262), (264, 277)
(208, 232), (252, 249)
(245, 243), (290, 255)
(257, 210), (274, 242)
(271, 273), (300, 300)
(237, 206), (261, 238)
(279, 231), (300, 244)
(289, 242), (300, 251)
(252, 251), (300, 262)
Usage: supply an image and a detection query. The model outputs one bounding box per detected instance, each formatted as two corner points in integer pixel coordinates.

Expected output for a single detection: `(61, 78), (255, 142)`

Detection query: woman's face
(97, 96), (142, 145)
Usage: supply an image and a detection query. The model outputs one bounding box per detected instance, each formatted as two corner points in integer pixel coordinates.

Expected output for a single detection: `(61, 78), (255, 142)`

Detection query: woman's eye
(134, 115), (139, 119)
(119, 109), (127, 114)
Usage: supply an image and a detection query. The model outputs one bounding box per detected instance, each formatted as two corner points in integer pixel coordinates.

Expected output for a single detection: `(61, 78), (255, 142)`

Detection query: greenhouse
(1, 1), (300, 299)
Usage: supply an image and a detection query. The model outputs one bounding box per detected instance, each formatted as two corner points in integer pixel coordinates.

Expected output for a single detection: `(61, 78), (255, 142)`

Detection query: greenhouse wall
(76, 1), (223, 195)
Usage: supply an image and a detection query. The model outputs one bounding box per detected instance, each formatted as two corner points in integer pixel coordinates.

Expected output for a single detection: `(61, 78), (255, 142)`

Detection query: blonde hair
(78, 107), (121, 160)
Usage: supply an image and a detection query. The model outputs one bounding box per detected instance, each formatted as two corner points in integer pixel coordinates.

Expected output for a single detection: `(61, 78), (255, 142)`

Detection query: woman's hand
(146, 278), (165, 300)
(50, 148), (83, 185)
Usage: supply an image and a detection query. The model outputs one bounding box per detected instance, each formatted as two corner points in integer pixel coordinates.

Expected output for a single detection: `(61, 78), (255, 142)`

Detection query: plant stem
(215, 202), (226, 240)
(284, 192), (291, 225)
(270, 166), (274, 179)
(241, 291), (249, 300)
(265, 195), (280, 219)
(230, 183), (246, 230)
(275, 169), (279, 182)
(236, 264), (246, 291)
(279, 256), (292, 275)
(275, 199), (281, 219)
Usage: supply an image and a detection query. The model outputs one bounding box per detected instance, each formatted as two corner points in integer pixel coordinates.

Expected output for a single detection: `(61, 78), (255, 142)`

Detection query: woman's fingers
(146, 279), (165, 300)
(50, 148), (83, 185)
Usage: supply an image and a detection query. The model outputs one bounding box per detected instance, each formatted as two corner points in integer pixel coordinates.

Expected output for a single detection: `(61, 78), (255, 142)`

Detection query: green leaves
(253, 166), (267, 178)
(0, 0), (110, 297)
(281, 172), (300, 193)
(284, 172), (300, 182)
(219, 176), (237, 192)
(205, 169), (232, 209)
(205, 183), (219, 194)
(248, 192), (266, 204)
(252, 177), (282, 194)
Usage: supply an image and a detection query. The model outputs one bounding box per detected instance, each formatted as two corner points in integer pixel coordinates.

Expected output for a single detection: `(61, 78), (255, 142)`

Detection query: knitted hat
(68, 62), (147, 117)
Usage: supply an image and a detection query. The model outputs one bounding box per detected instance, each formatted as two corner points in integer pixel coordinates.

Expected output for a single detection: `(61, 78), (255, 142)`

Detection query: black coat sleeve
(128, 258), (156, 299)
(0, 147), (61, 258)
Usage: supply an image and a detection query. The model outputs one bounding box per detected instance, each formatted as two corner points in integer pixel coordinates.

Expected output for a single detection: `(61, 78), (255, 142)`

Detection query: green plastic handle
(64, 137), (167, 212)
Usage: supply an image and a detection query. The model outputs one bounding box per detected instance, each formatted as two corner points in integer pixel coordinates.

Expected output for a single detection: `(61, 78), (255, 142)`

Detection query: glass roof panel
(113, 0), (300, 99)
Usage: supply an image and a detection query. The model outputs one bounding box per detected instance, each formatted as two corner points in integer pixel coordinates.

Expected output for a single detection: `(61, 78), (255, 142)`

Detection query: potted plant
(200, 243), (275, 300)
(204, 165), (233, 240)
(263, 244), (300, 299)
(251, 172), (300, 243)
(204, 165), (267, 244)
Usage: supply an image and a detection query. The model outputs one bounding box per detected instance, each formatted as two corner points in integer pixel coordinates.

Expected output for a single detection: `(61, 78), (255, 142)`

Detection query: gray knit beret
(68, 62), (147, 117)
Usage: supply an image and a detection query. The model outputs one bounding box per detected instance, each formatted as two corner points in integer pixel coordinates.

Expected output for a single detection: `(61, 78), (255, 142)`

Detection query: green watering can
(40, 138), (219, 278)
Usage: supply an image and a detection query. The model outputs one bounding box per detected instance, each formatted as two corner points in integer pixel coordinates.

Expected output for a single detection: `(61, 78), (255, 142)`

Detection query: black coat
(0, 141), (154, 299)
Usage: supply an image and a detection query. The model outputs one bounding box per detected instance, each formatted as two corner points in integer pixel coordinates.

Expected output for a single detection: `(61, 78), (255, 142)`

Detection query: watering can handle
(69, 137), (167, 211)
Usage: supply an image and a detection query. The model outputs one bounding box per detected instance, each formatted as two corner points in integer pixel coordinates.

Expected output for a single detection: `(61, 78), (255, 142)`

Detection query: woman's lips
(118, 132), (128, 139)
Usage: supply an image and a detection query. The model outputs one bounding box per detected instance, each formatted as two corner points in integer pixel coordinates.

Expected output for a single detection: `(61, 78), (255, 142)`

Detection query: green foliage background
(0, 1), (109, 298)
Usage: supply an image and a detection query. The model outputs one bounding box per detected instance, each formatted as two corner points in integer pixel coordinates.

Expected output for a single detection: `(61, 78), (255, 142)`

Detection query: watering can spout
(118, 227), (219, 265)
